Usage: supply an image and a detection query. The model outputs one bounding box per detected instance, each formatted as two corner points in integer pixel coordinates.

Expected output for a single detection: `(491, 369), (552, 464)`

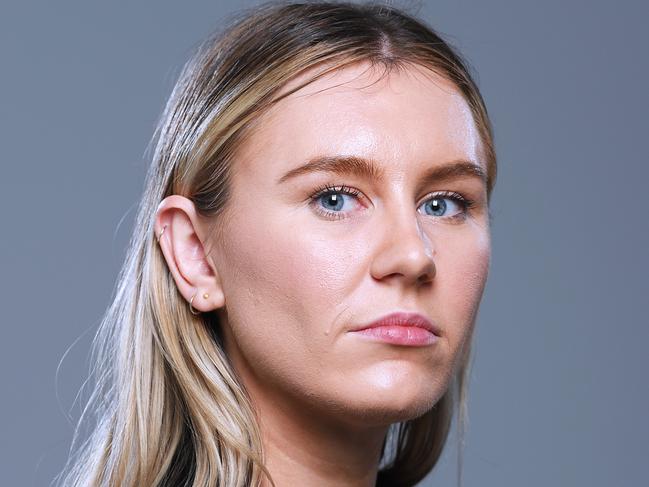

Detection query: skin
(156, 61), (491, 486)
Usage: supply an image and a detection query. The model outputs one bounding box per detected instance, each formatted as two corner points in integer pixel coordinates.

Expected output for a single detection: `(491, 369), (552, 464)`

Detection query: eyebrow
(276, 155), (488, 187)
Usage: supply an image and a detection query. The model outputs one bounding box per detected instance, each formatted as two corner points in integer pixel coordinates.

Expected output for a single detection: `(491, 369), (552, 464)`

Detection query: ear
(154, 195), (225, 312)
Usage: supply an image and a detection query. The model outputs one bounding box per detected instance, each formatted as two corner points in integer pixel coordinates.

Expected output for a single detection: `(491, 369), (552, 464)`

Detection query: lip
(348, 311), (441, 346)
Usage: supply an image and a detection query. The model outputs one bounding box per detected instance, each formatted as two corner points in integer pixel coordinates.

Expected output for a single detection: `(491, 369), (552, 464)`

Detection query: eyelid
(309, 183), (367, 204)
(418, 189), (467, 206)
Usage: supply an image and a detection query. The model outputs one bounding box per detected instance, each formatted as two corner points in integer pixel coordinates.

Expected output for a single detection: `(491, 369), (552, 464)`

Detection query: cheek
(216, 210), (356, 379)
(219, 215), (313, 328)
(436, 225), (491, 354)
(229, 221), (357, 321)
(292, 232), (370, 322)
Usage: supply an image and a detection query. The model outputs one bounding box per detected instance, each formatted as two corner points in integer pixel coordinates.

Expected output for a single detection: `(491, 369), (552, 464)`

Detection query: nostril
(417, 274), (433, 285)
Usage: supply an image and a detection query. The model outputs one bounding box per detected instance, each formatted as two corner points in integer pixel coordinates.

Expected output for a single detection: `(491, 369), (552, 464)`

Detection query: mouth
(348, 311), (440, 347)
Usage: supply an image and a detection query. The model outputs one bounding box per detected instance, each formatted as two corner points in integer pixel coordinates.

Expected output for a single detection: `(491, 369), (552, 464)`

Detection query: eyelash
(308, 183), (476, 222)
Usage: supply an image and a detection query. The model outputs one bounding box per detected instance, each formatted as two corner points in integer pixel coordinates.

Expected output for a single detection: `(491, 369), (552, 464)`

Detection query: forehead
(236, 61), (483, 176)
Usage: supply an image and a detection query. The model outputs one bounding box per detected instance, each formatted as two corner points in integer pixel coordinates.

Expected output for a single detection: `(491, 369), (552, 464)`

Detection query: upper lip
(351, 311), (441, 337)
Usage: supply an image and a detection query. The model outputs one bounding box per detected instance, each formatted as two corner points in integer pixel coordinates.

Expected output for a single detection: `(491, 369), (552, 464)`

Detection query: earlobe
(189, 292), (209, 315)
(154, 195), (226, 312)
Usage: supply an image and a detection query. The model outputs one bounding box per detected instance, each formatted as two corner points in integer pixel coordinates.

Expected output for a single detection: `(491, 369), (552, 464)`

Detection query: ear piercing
(189, 291), (210, 315)
(157, 224), (167, 243)
(155, 226), (210, 315)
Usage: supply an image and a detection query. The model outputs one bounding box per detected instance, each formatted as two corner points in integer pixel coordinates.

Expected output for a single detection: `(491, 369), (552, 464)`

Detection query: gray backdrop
(2, 1), (647, 486)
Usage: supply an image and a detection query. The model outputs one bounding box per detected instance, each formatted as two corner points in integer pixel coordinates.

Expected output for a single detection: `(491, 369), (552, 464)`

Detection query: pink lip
(349, 311), (440, 346)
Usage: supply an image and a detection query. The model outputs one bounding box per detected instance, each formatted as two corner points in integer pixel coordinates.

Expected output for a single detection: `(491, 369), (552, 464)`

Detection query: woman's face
(208, 62), (491, 428)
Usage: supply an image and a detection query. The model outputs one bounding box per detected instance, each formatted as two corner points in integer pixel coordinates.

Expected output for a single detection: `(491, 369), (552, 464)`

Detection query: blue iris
(319, 193), (345, 212)
(424, 198), (447, 216)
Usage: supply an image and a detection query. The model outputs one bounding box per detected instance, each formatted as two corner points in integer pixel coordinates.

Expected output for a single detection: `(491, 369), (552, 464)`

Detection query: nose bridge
(370, 191), (436, 285)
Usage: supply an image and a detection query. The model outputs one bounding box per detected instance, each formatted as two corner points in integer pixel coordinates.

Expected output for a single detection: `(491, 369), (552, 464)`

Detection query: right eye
(308, 184), (365, 220)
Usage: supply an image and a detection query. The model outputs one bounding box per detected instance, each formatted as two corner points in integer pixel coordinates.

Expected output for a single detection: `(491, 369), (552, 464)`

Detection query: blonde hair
(56, 2), (496, 486)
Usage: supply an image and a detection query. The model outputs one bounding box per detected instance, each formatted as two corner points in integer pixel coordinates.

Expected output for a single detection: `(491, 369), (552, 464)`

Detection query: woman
(57, 1), (496, 486)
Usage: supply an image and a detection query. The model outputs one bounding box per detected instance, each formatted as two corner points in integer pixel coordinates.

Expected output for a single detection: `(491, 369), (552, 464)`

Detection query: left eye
(418, 194), (467, 218)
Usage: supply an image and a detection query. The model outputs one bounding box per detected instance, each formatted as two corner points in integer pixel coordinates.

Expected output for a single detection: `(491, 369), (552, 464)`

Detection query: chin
(332, 392), (441, 429)
(331, 366), (450, 427)
(369, 390), (441, 425)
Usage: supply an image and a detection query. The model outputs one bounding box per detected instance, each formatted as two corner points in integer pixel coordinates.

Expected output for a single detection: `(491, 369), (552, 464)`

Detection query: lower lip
(350, 325), (439, 346)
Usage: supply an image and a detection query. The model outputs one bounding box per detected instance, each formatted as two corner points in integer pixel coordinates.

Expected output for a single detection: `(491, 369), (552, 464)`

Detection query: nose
(369, 202), (436, 286)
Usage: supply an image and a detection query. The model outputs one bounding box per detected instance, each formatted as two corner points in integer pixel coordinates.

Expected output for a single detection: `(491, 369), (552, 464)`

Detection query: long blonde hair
(55, 2), (497, 486)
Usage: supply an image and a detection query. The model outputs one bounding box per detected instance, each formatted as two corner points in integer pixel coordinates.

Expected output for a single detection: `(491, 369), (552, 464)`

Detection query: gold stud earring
(203, 293), (209, 299)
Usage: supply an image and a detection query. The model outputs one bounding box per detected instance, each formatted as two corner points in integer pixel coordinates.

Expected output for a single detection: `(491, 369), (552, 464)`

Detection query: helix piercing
(157, 224), (167, 243)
